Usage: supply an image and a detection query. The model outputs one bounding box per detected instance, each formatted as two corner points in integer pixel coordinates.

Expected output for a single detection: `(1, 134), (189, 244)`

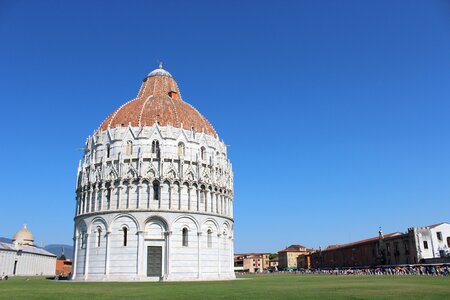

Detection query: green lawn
(0, 274), (449, 299)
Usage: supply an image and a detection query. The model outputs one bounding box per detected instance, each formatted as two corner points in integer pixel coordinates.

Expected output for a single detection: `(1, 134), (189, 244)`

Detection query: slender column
(93, 185), (98, 212)
(108, 186), (113, 210)
(84, 233), (90, 279)
(147, 182), (151, 209)
(164, 231), (172, 279)
(117, 184), (123, 209)
(216, 194), (219, 214)
(72, 234), (79, 280)
(88, 187), (93, 212)
(82, 191), (87, 214)
(137, 231), (144, 276)
(205, 190), (208, 212)
(210, 191), (214, 213)
(230, 236), (234, 274)
(217, 233), (221, 277)
(169, 184), (173, 210)
(196, 188), (199, 212)
(85, 190), (89, 213)
(99, 186), (103, 211)
(105, 231), (111, 276)
(225, 198), (228, 216)
(126, 183), (130, 209)
(158, 184), (162, 209)
(178, 184), (182, 210)
(230, 200), (233, 218)
(197, 232), (202, 279)
(187, 185), (191, 211)
(136, 182), (142, 209)
(76, 195), (81, 216)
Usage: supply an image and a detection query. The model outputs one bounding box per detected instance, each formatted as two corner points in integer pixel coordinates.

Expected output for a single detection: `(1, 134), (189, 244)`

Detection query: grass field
(0, 274), (449, 299)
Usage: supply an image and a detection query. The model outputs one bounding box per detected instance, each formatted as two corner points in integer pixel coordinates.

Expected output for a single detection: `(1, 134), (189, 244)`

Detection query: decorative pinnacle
(159, 61), (163, 69)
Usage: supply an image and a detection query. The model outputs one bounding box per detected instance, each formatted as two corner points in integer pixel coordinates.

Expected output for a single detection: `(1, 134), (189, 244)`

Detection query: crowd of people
(237, 264), (450, 276)
(295, 265), (450, 276)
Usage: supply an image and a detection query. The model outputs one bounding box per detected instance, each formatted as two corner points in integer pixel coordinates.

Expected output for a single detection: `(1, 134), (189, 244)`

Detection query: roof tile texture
(99, 73), (217, 137)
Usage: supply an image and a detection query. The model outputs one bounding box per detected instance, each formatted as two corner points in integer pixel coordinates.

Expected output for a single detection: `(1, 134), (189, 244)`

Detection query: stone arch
(126, 167), (136, 179)
(146, 167), (157, 179)
(221, 222), (230, 236)
(108, 215), (139, 275)
(111, 213), (140, 232)
(172, 215), (200, 232)
(202, 218), (219, 233)
(75, 219), (88, 236)
(181, 181), (190, 187)
(172, 215), (199, 252)
(88, 216), (108, 233)
(74, 221), (88, 275)
(186, 171), (195, 181)
(144, 216), (169, 239)
(167, 169), (177, 180)
(144, 215), (169, 230)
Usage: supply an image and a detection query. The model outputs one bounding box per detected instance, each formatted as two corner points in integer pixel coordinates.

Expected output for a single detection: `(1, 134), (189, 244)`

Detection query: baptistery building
(72, 64), (234, 281)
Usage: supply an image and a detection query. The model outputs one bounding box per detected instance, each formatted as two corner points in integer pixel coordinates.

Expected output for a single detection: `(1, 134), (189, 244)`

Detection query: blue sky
(1, 0), (450, 252)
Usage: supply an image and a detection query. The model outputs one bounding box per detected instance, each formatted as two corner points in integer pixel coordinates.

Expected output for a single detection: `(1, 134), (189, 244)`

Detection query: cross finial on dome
(147, 61), (172, 78)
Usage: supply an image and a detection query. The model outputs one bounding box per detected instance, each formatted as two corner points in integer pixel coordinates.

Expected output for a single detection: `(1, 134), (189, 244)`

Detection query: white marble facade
(73, 124), (235, 281)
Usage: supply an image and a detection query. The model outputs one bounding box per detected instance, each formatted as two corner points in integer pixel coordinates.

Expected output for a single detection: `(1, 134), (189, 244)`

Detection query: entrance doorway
(147, 246), (162, 277)
(13, 261), (18, 275)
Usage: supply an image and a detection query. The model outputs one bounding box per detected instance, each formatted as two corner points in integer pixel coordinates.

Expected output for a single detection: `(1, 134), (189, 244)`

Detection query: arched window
(106, 144), (111, 158)
(207, 229), (212, 248)
(200, 185), (206, 203)
(106, 186), (111, 208)
(178, 142), (185, 156)
(200, 146), (206, 160)
(122, 227), (128, 247)
(81, 232), (86, 249)
(97, 227), (102, 247)
(152, 140), (160, 158)
(153, 181), (160, 200)
(126, 141), (133, 156)
(182, 228), (188, 247)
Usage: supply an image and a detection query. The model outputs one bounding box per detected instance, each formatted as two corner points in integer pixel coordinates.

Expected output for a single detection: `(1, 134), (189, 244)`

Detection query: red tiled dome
(99, 65), (217, 137)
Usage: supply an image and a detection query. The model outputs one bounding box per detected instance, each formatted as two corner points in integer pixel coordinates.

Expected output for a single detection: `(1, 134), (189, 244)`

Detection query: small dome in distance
(12, 224), (34, 246)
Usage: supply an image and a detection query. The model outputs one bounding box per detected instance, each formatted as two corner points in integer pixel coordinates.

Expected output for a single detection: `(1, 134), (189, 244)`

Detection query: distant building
(55, 248), (72, 277)
(297, 253), (311, 269)
(269, 257), (279, 270)
(234, 253), (270, 272)
(412, 222), (450, 263)
(308, 231), (412, 268)
(278, 245), (312, 270)
(307, 222), (450, 269)
(0, 225), (56, 276)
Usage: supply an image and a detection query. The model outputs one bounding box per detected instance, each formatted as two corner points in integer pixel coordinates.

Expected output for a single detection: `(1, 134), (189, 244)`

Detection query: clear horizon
(1, 0), (450, 253)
